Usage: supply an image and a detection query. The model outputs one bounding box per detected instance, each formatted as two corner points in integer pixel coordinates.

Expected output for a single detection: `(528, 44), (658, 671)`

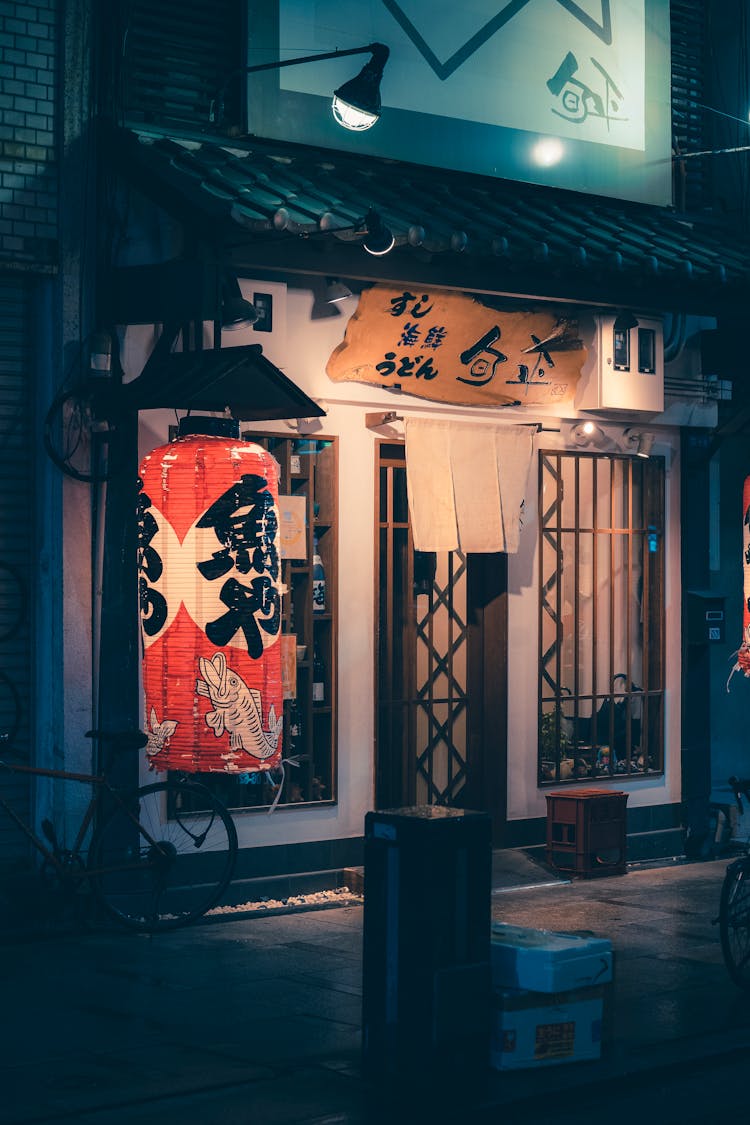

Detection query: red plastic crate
(545, 790), (628, 878)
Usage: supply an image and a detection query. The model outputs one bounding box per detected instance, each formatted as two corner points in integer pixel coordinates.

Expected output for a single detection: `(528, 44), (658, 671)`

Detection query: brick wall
(0, 0), (57, 268)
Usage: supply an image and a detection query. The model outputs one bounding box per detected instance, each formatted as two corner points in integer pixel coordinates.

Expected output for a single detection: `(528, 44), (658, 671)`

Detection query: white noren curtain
(404, 419), (535, 553)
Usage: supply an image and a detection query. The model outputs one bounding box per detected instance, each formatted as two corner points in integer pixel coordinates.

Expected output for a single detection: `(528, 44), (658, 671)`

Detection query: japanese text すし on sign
(326, 286), (586, 408)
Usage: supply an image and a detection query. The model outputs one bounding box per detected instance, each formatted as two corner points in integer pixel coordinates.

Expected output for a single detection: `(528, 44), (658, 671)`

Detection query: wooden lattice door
(376, 443), (508, 840)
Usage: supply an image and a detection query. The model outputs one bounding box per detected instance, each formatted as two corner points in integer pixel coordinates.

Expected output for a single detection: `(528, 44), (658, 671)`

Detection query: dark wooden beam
(220, 236), (748, 319)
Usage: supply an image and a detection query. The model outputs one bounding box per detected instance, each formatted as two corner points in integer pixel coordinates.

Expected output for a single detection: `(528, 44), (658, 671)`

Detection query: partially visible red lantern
(728, 475), (750, 688)
(137, 417), (283, 772)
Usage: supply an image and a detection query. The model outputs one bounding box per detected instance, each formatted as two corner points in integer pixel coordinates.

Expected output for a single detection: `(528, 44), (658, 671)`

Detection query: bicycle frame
(0, 757), (166, 881)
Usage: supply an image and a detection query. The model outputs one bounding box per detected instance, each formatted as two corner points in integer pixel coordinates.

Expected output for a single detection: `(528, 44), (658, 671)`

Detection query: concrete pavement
(2, 853), (749, 1124)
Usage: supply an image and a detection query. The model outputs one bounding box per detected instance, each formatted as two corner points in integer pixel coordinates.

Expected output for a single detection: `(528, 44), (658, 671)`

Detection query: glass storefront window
(538, 449), (665, 784)
(171, 432), (337, 813)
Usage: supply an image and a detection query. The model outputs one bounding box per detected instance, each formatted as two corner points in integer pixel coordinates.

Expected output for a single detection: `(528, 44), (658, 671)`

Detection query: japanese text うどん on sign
(325, 286), (586, 408)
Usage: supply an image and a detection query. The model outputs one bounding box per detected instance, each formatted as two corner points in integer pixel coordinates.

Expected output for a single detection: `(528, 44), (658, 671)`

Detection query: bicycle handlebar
(728, 776), (750, 815)
(85, 729), (148, 751)
(2, 730), (147, 749)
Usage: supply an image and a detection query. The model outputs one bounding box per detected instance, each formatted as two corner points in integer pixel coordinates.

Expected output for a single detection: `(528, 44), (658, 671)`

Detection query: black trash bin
(362, 806), (492, 1096)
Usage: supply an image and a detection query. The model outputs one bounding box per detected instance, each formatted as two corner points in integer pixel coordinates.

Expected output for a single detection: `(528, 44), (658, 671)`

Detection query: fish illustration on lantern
(145, 707), (179, 759)
(196, 651), (282, 760)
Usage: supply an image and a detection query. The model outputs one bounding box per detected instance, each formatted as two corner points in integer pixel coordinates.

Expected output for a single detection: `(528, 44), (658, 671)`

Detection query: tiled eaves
(110, 124), (750, 303)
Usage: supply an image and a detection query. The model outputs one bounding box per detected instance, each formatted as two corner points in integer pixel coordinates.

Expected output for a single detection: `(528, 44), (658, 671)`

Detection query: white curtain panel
(404, 419), (535, 553)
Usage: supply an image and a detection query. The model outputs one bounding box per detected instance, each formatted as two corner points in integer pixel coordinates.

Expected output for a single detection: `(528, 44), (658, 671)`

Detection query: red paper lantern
(137, 418), (283, 772)
(728, 475), (750, 688)
(743, 476), (750, 636)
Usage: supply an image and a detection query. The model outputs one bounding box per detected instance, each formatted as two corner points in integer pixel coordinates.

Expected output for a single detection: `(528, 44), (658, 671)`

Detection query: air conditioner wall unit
(576, 314), (664, 414)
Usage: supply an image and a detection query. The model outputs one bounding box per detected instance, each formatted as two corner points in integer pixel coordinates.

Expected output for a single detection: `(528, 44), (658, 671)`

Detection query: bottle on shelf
(288, 699), (303, 751)
(313, 644), (325, 704)
(313, 536), (326, 614)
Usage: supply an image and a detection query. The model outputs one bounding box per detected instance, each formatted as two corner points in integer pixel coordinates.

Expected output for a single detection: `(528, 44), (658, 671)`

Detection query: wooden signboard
(326, 286), (585, 408)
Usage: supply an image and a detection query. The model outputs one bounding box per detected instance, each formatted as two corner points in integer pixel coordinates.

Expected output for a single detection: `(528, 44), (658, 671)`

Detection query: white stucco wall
(126, 278), (682, 850)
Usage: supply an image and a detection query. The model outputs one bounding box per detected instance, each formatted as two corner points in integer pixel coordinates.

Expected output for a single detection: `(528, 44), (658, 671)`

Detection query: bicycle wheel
(0, 668), (21, 752)
(0, 562), (27, 643)
(719, 858), (750, 988)
(43, 381), (128, 484)
(89, 780), (238, 932)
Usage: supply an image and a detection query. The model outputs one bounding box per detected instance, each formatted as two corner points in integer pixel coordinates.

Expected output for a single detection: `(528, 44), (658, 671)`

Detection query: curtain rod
(364, 410), (560, 432)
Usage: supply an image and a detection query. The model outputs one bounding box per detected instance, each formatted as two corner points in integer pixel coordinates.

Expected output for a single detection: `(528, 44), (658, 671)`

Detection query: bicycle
(717, 775), (750, 988)
(0, 728), (238, 933)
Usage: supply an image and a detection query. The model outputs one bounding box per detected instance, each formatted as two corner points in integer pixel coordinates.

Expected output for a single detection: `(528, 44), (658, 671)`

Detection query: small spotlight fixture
(571, 420), (602, 447)
(362, 209), (395, 256)
(620, 428), (655, 458)
(613, 310), (639, 332)
(221, 275), (258, 330)
(325, 277), (353, 304)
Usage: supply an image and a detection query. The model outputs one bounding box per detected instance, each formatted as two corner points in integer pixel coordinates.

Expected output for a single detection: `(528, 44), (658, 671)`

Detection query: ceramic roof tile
(109, 123), (750, 311)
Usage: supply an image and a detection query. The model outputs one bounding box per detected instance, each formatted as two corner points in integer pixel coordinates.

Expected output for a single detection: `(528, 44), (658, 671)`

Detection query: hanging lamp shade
(331, 43), (389, 131)
(137, 417), (283, 772)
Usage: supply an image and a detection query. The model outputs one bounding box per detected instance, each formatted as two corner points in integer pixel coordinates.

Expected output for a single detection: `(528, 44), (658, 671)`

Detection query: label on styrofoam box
(490, 986), (604, 1071)
(491, 922), (612, 993)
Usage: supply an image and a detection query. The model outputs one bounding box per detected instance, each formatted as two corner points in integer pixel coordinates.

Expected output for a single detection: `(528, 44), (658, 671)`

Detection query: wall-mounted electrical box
(577, 315), (664, 414)
(686, 590), (726, 646)
(237, 278), (288, 370)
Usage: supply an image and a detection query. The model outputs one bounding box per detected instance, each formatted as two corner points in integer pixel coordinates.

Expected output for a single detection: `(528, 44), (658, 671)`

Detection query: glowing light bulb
(531, 138), (565, 167)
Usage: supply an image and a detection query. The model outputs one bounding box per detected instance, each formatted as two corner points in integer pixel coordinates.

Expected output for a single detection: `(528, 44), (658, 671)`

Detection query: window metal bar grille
(414, 551), (468, 806)
(377, 445), (469, 808)
(538, 450), (665, 785)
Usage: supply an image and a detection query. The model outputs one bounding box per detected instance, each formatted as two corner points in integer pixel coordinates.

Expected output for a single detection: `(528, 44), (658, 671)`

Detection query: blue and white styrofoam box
(491, 923), (612, 993)
(490, 985), (604, 1070)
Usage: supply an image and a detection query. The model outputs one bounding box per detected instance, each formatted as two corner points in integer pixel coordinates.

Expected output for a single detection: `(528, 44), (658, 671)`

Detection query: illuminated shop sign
(246, 0), (671, 205)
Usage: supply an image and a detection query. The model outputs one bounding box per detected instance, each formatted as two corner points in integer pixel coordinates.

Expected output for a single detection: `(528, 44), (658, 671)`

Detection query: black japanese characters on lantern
(137, 477), (168, 638)
(197, 473), (281, 658)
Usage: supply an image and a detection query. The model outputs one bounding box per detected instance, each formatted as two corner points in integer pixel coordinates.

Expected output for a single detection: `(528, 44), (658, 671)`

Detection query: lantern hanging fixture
(137, 416), (283, 772)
